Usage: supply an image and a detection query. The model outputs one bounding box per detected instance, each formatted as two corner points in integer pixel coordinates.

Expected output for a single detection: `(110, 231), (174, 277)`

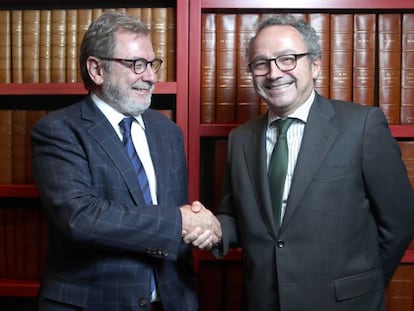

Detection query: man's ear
(86, 56), (105, 85)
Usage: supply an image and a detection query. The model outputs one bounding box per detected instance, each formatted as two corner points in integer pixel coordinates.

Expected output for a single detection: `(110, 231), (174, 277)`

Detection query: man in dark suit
(210, 14), (414, 311)
(31, 11), (220, 311)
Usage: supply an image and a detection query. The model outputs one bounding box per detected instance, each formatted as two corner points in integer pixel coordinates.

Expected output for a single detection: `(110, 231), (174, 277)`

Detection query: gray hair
(79, 11), (150, 91)
(246, 14), (322, 63)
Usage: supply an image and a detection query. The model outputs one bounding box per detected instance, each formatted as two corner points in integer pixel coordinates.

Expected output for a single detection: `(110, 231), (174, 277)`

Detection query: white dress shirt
(91, 93), (158, 205)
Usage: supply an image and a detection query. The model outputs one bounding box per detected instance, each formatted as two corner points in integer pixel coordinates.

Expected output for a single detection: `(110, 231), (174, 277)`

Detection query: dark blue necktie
(119, 117), (152, 205)
(119, 117), (156, 297)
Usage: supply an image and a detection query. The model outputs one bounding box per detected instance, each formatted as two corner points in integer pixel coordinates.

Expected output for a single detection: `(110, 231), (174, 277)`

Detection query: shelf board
(390, 125), (414, 138)
(201, 0), (414, 9)
(0, 279), (40, 297)
(0, 185), (38, 198)
(0, 82), (177, 95)
(200, 124), (235, 137)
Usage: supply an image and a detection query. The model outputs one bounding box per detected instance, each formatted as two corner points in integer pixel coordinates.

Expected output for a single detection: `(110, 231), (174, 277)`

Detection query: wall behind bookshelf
(0, 0), (189, 298)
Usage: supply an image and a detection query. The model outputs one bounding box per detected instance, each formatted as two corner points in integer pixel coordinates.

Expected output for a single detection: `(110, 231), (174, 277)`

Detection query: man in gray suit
(32, 11), (220, 311)
(208, 14), (414, 311)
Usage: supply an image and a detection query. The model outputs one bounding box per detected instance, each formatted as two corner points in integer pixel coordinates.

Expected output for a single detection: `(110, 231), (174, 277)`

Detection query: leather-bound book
(236, 14), (260, 124)
(51, 10), (67, 83)
(0, 10), (11, 83)
(215, 14), (237, 124)
(200, 13), (216, 123)
(399, 141), (414, 189)
(76, 9), (92, 82)
(25, 110), (47, 183)
(11, 10), (23, 83)
(167, 7), (176, 82)
(330, 14), (353, 101)
(23, 10), (40, 83)
(39, 10), (51, 83)
(353, 13), (376, 106)
(401, 13), (414, 124)
(0, 110), (12, 184)
(308, 13), (330, 98)
(12, 110), (26, 183)
(152, 8), (168, 82)
(378, 13), (402, 125)
(66, 9), (78, 83)
(24, 208), (42, 279)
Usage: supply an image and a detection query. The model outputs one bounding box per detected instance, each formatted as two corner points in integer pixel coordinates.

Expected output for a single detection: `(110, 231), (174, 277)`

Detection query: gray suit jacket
(31, 96), (197, 311)
(216, 93), (414, 311)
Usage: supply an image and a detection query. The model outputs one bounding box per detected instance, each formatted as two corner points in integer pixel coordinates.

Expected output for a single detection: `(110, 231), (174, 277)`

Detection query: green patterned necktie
(268, 118), (294, 231)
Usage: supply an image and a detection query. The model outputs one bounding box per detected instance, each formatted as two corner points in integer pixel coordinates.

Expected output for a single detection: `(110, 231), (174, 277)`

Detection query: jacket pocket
(42, 279), (89, 308)
(334, 269), (383, 301)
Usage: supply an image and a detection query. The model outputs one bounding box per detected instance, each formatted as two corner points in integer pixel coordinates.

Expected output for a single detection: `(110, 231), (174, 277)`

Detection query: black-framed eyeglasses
(248, 53), (312, 77)
(98, 57), (163, 75)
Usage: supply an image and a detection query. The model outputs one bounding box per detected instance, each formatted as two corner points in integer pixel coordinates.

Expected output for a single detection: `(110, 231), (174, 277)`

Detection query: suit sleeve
(214, 130), (241, 258)
(362, 108), (414, 284)
(31, 114), (184, 260)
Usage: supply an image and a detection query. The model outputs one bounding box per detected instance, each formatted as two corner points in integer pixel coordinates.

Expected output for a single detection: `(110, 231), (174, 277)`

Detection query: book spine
(4, 208), (16, 278)
(378, 13), (402, 125)
(215, 14), (237, 124)
(0, 10), (11, 83)
(66, 9), (78, 83)
(76, 9), (92, 82)
(11, 10), (23, 83)
(39, 10), (52, 83)
(308, 13), (330, 98)
(235, 14), (260, 124)
(330, 14), (354, 101)
(12, 110), (26, 183)
(152, 8), (168, 82)
(401, 13), (414, 124)
(22, 10), (40, 83)
(0, 110), (12, 184)
(353, 13), (376, 106)
(200, 13), (216, 124)
(167, 7), (176, 82)
(51, 10), (67, 83)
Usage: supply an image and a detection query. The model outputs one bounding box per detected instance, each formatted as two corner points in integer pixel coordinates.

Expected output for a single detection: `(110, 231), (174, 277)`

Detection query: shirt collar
(267, 90), (315, 128)
(90, 92), (146, 131)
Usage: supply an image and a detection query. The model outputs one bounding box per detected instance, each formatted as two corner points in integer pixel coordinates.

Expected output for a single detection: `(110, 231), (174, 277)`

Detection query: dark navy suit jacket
(31, 96), (197, 311)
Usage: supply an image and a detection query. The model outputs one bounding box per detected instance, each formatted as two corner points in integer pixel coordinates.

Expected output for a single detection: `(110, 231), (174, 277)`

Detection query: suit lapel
(81, 98), (144, 205)
(243, 115), (280, 239)
(140, 111), (169, 205)
(281, 95), (338, 231)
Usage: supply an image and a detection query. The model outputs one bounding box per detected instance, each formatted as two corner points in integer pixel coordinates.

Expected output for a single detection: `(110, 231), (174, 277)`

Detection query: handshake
(180, 201), (222, 250)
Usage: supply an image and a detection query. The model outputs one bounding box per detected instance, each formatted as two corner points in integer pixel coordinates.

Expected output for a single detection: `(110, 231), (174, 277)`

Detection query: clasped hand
(180, 201), (222, 250)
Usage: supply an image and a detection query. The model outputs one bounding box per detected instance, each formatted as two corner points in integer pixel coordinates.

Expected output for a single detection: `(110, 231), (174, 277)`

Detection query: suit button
(277, 240), (284, 248)
(157, 249), (163, 255)
(139, 297), (149, 306)
(162, 250), (169, 257)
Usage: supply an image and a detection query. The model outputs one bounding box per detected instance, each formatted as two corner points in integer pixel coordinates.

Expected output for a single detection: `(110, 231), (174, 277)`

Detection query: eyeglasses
(98, 57), (163, 75)
(248, 53), (312, 77)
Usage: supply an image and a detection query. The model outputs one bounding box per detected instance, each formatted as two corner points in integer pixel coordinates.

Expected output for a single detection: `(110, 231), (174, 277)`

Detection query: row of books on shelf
(0, 108), (173, 185)
(0, 206), (47, 280)
(200, 12), (414, 125)
(0, 7), (176, 84)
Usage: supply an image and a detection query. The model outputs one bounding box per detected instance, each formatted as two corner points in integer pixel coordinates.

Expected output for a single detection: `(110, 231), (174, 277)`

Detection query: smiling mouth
(267, 81), (294, 90)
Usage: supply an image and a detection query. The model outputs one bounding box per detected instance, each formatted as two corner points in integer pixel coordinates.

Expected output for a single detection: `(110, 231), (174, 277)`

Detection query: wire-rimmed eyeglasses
(98, 57), (163, 75)
(248, 53), (312, 77)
